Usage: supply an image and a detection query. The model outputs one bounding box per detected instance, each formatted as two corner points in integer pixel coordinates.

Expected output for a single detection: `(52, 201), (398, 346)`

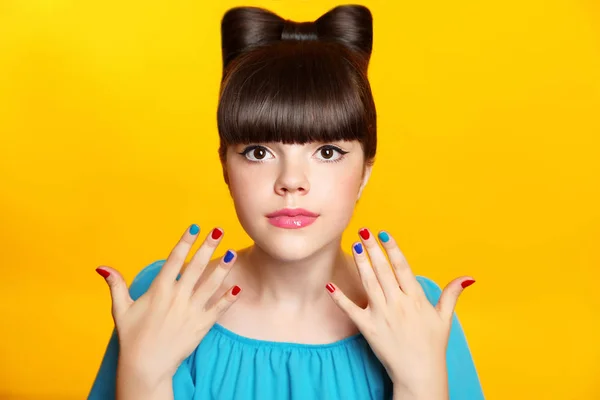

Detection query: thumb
(96, 266), (133, 321)
(436, 276), (475, 322)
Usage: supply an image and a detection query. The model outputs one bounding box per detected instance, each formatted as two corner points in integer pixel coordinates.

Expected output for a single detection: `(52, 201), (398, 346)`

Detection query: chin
(241, 218), (336, 262)
(257, 229), (324, 262)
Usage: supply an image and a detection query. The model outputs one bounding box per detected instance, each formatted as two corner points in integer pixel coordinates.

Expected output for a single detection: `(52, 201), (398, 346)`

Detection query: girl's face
(224, 140), (372, 261)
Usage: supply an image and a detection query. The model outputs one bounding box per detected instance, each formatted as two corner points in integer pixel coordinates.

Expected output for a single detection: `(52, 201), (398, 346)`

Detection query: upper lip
(266, 208), (319, 218)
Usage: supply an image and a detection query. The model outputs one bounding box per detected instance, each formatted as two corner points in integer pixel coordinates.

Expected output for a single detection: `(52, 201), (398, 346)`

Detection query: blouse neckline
(211, 322), (365, 349)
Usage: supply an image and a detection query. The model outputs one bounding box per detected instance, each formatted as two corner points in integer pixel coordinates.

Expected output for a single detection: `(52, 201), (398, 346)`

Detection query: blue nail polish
(224, 250), (235, 263)
(189, 224), (199, 235)
(378, 231), (390, 243)
(353, 243), (363, 254)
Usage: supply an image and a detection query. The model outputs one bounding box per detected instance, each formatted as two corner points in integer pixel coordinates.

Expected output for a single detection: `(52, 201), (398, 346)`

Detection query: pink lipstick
(266, 208), (319, 229)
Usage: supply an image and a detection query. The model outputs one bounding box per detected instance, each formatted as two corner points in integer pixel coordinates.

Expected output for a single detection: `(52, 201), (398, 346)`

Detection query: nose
(274, 159), (310, 196)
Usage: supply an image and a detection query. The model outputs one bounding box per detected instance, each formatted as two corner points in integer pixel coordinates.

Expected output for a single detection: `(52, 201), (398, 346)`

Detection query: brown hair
(217, 5), (377, 167)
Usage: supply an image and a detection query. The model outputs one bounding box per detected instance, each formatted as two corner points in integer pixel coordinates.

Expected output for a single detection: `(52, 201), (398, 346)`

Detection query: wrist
(392, 383), (449, 400)
(115, 363), (174, 400)
(391, 363), (449, 400)
(116, 354), (175, 398)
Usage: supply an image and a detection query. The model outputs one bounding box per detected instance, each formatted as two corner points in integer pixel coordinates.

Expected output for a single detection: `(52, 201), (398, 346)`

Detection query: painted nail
(189, 224), (200, 235)
(461, 279), (476, 289)
(231, 285), (241, 296)
(96, 268), (110, 278)
(353, 243), (363, 254)
(359, 228), (370, 240)
(378, 231), (390, 243)
(224, 250), (235, 263)
(326, 283), (335, 293)
(211, 228), (223, 240)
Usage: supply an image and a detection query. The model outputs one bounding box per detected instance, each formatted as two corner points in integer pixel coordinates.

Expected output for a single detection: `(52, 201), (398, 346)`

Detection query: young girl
(89, 5), (484, 400)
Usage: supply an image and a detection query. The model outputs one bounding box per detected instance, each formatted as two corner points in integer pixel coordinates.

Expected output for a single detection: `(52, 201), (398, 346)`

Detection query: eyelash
(238, 145), (349, 163)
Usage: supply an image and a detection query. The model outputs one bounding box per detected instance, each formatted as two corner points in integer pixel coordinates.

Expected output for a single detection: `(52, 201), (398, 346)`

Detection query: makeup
(266, 208), (319, 229)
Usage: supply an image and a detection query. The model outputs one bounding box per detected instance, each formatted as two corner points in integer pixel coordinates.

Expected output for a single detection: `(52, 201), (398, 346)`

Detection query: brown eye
(320, 148), (334, 159)
(253, 148), (266, 159)
(315, 145), (347, 162)
(240, 145), (274, 162)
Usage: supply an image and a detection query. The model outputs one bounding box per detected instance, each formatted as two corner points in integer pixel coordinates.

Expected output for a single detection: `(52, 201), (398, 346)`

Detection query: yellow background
(1, 0), (599, 399)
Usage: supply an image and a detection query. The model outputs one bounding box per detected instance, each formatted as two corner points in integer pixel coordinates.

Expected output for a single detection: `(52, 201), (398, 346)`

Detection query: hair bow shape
(220, 5), (373, 70)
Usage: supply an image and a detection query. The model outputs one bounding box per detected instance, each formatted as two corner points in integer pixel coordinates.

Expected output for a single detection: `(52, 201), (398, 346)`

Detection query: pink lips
(266, 208), (319, 229)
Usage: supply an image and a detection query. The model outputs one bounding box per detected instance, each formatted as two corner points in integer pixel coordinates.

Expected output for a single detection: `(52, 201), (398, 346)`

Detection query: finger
(377, 230), (425, 299)
(154, 224), (201, 289)
(358, 228), (403, 302)
(351, 241), (386, 310)
(209, 284), (242, 318)
(95, 266), (133, 321)
(325, 281), (367, 328)
(178, 227), (224, 295)
(191, 249), (237, 307)
(436, 276), (475, 322)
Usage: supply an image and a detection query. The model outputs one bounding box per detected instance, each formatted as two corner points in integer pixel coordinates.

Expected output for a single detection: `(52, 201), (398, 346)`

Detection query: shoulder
(415, 275), (443, 305)
(129, 259), (167, 300)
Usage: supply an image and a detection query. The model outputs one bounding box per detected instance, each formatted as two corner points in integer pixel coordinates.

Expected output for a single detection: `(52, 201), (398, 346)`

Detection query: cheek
(314, 165), (363, 217)
(226, 162), (271, 220)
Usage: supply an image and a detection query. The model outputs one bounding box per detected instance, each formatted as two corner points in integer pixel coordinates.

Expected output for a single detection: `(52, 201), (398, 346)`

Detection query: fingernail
(461, 279), (476, 289)
(326, 283), (335, 293)
(96, 268), (110, 279)
(231, 285), (241, 296)
(189, 224), (199, 235)
(211, 228), (223, 240)
(359, 228), (370, 240)
(224, 250), (235, 263)
(378, 231), (390, 243)
(353, 243), (363, 254)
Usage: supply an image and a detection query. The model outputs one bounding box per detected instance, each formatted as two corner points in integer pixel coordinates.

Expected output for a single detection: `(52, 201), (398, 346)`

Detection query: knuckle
(364, 241), (377, 250)
(205, 238), (219, 248)
(363, 277), (377, 291)
(151, 279), (172, 297)
(166, 253), (184, 269)
(170, 244), (190, 263)
(173, 285), (190, 303)
(392, 262), (407, 272)
(110, 279), (125, 293)
(201, 237), (219, 250)
(213, 262), (230, 278)
(213, 299), (232, 315)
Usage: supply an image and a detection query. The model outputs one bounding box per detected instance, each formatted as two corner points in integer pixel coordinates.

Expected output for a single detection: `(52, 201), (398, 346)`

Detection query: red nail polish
(326, 283), (335, 293)
(359, 229), (370, 240)
(96, 268), (110, 278)
(211, 228), (223, 240)
(231, 285), (241, 296)
(461, 279), (476, 289)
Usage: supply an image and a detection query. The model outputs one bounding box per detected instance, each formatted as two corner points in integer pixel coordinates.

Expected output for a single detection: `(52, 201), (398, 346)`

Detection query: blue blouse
(88, 260), (484, 399)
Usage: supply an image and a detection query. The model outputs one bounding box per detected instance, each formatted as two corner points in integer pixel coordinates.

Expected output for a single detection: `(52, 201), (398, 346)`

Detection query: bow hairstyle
(216, 4), (378, 170)
(220, 5), (373, 72)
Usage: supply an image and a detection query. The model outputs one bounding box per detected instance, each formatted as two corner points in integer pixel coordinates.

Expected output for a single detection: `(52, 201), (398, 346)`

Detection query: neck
(239, 239), (351, 312)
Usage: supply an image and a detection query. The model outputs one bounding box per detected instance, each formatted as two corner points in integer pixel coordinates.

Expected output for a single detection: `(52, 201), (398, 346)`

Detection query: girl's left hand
(325, 228), (475, 399)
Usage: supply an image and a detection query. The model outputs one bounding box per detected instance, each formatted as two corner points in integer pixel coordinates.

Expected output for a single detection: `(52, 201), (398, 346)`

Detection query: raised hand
(95, 224), (241, 397)
(325, 228), (475, 400)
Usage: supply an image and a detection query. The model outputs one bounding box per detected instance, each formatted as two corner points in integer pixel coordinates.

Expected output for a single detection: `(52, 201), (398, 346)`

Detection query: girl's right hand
(95, 224), (241, 386)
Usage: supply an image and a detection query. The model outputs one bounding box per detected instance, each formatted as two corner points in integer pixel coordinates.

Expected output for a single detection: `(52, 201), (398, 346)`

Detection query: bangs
(217, 41), (376, 158)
